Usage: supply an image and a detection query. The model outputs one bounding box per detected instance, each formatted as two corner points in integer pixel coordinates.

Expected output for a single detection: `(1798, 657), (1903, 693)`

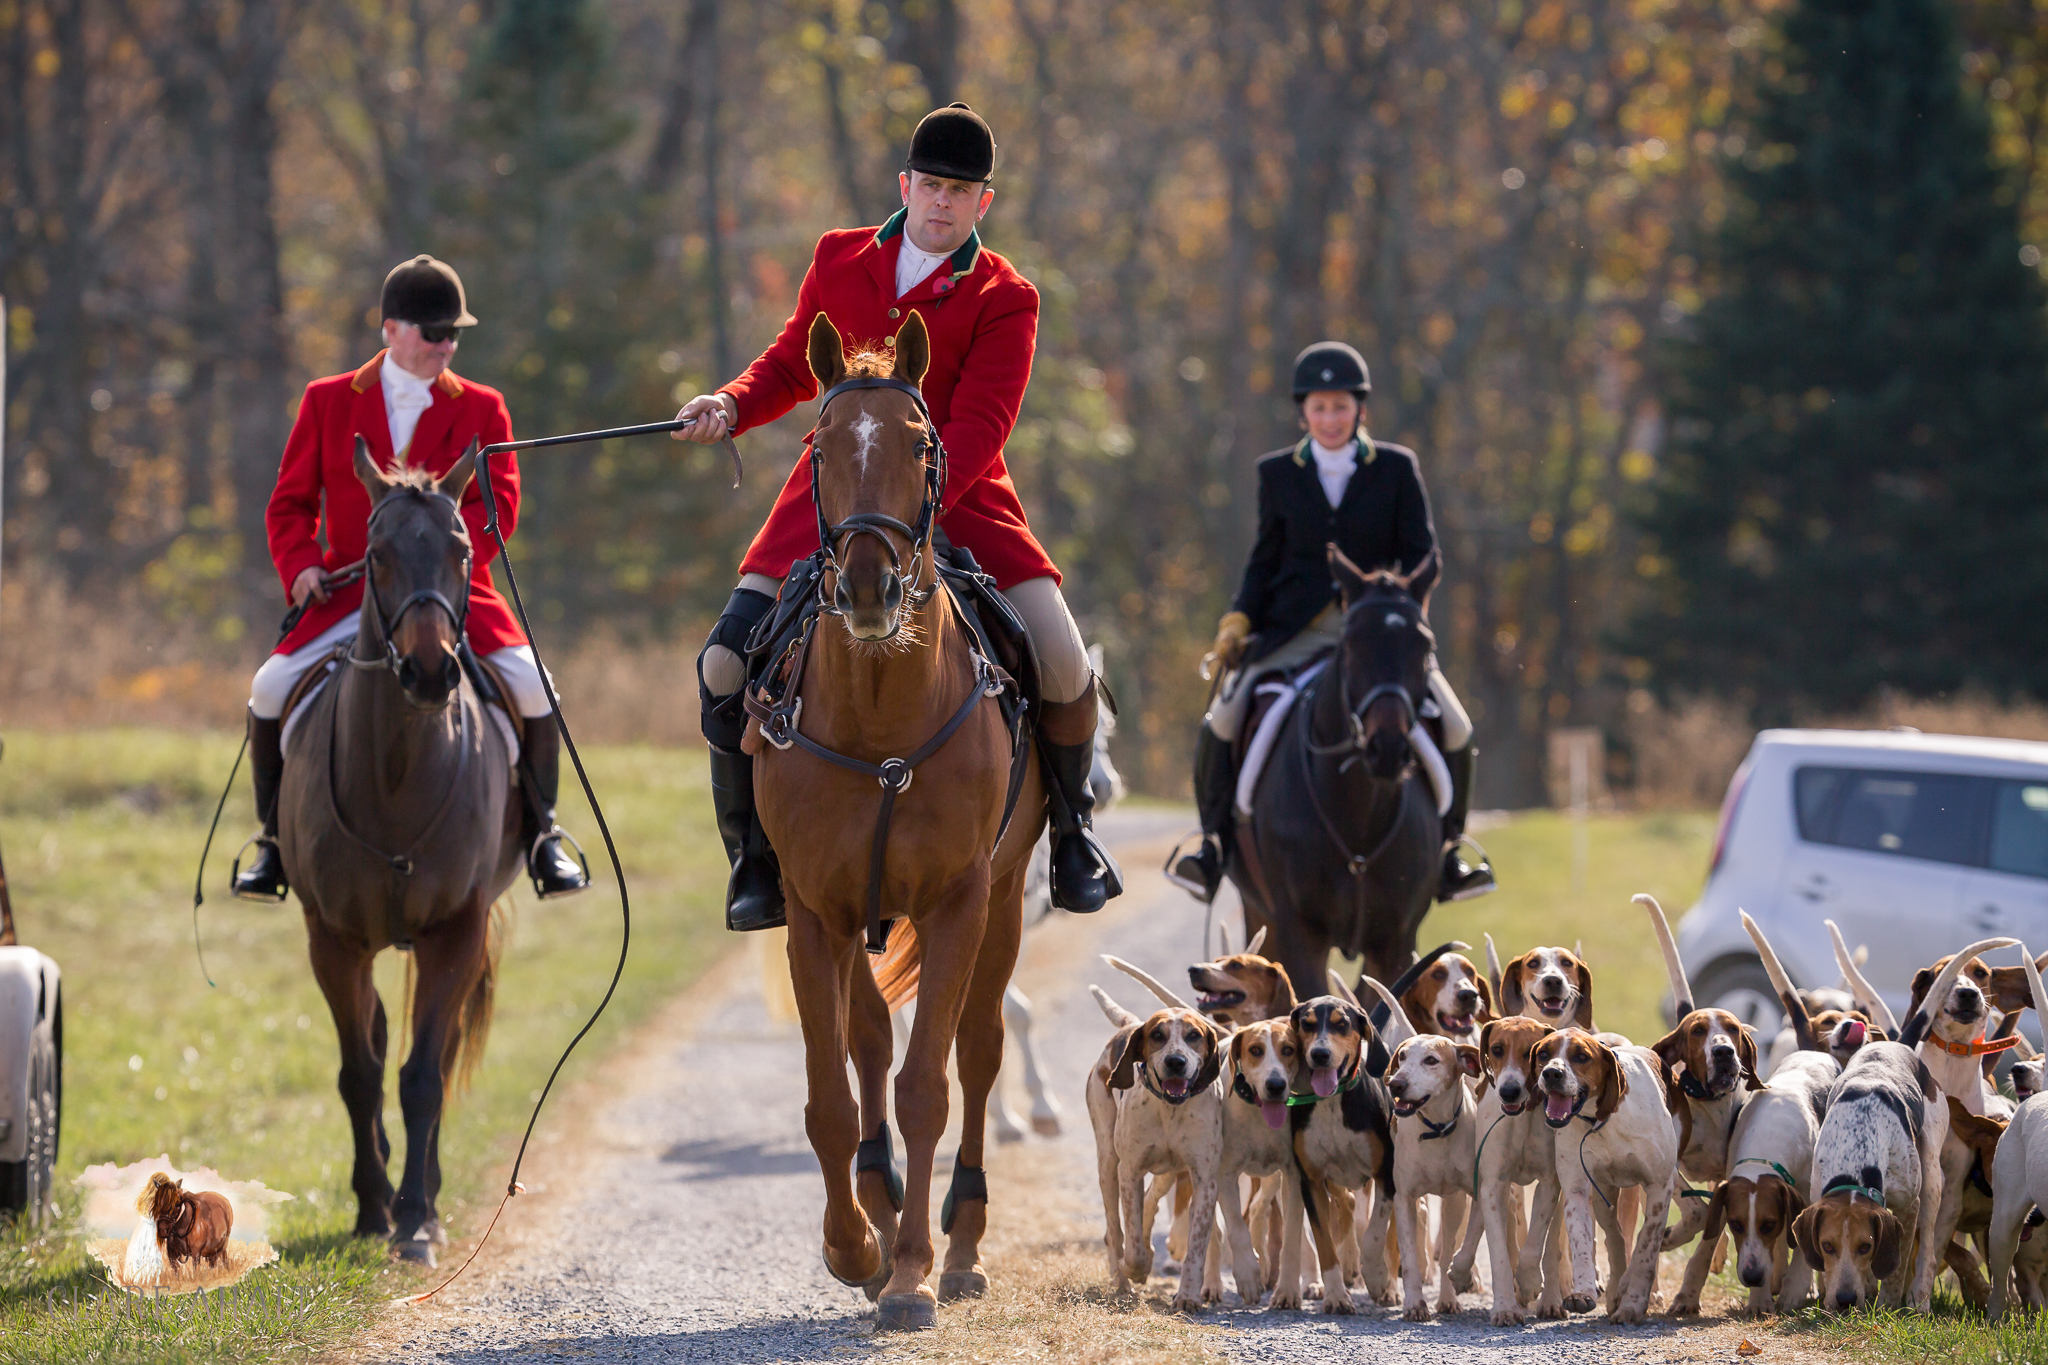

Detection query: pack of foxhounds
(1084, 896), (2048, 1322)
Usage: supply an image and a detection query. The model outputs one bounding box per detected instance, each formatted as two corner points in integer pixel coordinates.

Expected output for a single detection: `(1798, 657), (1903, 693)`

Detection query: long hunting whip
(186, 412), (739, 1303)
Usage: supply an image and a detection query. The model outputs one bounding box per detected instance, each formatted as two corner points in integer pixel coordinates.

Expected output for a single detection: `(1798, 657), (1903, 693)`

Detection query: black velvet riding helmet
(1291, 341), (1371, 399)
(381, 254), (478, 328)
(906, 103), (997, 184)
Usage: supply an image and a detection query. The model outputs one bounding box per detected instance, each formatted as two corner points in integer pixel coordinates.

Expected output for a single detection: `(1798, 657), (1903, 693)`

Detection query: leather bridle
(349, 486), (474, 677)
(1304, 590), (1434, 760)
(809, 375), (948, 629)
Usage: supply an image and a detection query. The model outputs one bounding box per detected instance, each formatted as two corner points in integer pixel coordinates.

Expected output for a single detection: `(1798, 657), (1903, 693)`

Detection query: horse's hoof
(823, 1228), (891, 1303)
(393, 1239), (437, 1268)
(994, 1127), (1025, 1145)
(1031, 1115), (1061, 1138)
(877, 1292), (939, 1331)
(938, 1270), (988, 1302)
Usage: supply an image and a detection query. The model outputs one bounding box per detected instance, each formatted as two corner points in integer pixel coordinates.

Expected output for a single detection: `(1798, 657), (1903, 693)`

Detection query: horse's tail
(872, 919), (923, 1012)
(449, 898), (508, 1095)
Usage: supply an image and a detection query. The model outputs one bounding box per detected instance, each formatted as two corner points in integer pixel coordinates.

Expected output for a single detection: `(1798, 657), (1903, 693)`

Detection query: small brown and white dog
(1447, 1015), (1568, 1324)
(1383, 1033), (1481, 1320)
(1532, 1027), (1681, 1323)
(1275, 995), (1397, 1314)
(143, 1172), (233, 1269)
(1793, 937), (2012, 1311)
(1905, 946), (2042, 1118)
(1213, 1017), (1303, 1303)
(1188, 927), (1298, 1031)
(1398, 952), (1494, 1042)
(1085, 990), (1227, 1311)
(1499, 945), (1595, 1031)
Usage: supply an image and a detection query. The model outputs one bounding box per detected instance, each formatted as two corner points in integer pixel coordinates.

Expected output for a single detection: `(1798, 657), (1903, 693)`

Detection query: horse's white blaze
(852, 409), (881, 474)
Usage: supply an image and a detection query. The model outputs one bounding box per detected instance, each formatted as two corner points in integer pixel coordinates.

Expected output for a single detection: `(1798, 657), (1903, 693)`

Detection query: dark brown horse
(1233, 550), (1442, 1000)
(745, 312), (1044, 1330)
(278, 439), (516, 1266)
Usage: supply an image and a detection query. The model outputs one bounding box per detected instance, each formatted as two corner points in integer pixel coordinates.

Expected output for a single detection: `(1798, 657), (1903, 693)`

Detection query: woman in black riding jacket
(1168, 341), (1495, 905)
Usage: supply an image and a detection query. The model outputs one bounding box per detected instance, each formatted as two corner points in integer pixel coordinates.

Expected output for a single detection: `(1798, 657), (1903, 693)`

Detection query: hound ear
(1737, 1023), (1764, 1091)
(1700, 1182), (1730, 1240)
(1473, 972), (1496, 1018)
(1649, 1025), (1686, 1076)
(1328, 543), (1371, 604)
(1456, 1043), (1483, 1078)
(1782, 1181), (1806, 1221)
(1869, 1208), (1904, 1280)
(1572, 959), (1596, 1031)
(1499, 959), (1528, 1018)
(355, 434), (395, 502)
(1108, 1025), (1145, 1092)
(1345, 1000), (1377, 1043)
(1908, 966), (1936, 1022)
(1228, 1028), (1249, 1072)
(1472, 1021), (1497, 1096)
(437, 439), (478, 502)
(1992, 967), (2034, 1015)
(1790, 1204), (1826, 1272)
(808, 312), (848, 391)
(1191, 1017), (1227, 1094)
(1246, 924), (1269, 957)
(1592, 1038), (1629, 1127)
(892, 310), (931, 386)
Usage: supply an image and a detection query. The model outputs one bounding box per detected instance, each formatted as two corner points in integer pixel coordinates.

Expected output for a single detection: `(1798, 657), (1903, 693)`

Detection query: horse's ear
(808, 313), (847, 391)
(437, 440), (479, 502)
(355, 434), (395, 502)
(1328, 542), (1371, 604)
(893, 310), (931, 386)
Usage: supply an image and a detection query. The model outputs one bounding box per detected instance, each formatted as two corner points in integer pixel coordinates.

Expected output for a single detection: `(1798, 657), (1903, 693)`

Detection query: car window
(1793, 766), (1988, 866)
(1990, 781), (2048, 879)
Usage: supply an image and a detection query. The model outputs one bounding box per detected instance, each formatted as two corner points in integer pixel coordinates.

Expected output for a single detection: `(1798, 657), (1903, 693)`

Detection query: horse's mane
(844, 349), (895, 379)
(385, 464), (439, 491)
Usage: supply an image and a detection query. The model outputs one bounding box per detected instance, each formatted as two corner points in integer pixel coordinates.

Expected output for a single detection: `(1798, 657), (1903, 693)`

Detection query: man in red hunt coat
(676, 104), (1120, 932)
(230, 256), (590, 903)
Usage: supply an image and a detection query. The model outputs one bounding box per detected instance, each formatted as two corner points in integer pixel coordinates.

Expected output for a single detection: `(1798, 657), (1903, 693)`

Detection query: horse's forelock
(844, 349), (895, 379)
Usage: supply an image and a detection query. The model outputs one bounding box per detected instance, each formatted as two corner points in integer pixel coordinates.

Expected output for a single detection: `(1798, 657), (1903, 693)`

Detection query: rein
(349, 489), (473, 676)
(1298, 673), (1412, 879)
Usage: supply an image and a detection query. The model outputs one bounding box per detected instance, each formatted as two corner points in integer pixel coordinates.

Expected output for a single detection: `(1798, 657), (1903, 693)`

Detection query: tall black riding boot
(1438, 743), (1496, 902)
(710, 745), (786, 931)
(520, 716), (592, 900)
(231, 709), (290, 903)
(1039, 688), (1123, 914)
(1167, 725), (1237, 904)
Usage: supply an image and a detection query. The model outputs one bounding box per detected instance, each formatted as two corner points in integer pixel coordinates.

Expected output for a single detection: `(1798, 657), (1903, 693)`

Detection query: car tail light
(1708, 760), (1751, 879)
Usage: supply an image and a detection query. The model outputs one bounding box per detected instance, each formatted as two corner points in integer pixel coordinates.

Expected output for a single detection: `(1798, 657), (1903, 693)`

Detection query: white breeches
(1206, 608), (1473, 751)
(249, 617), (555, 720)
(700, 571), (1094, 705)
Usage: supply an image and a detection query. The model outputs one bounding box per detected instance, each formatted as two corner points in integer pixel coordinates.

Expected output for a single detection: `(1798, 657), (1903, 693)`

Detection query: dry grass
(85, 1238), (279, 1295)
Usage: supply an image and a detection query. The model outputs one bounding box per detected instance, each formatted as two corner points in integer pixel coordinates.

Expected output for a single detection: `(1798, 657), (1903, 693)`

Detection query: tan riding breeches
(699, 572), (1094, 706)
(1205, 605), (1473, 751)
(249, 617), (558, 720)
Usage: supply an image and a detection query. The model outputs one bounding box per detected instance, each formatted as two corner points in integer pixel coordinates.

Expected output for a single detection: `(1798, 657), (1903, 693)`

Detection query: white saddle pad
(281, 662), (520, 767)
(1233, 659), (1452, 818)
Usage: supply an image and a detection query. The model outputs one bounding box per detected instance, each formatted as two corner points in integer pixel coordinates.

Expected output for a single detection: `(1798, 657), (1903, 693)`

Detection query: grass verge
(1774, 1287), (2048, 1365)
(0, 728), (728, 1362)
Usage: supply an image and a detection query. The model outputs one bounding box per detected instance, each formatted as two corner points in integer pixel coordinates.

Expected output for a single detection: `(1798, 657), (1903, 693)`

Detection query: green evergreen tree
(1628, 0), (2048, 718)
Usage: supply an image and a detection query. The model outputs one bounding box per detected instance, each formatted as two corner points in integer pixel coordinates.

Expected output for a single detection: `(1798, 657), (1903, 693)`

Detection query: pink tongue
(1544, 1091), (1574, 1122)
(1311, 1067), (1339, 1098)
(1845, 1020), (1867, 1047)
(1262, 1099), (1288, 1129)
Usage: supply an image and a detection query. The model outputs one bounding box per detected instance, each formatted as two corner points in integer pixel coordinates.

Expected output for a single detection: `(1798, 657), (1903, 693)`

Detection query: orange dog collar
(1928, 1033), (2022, 1058)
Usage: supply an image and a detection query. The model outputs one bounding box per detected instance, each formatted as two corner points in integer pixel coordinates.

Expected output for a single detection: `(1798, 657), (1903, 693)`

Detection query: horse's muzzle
(836, 568), (905, 641)
(397, 650), (462, 709)
(1363, 727), (1409, 780)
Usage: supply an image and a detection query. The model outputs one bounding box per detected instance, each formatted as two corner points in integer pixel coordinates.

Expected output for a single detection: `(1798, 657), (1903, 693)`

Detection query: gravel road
(360, 808), (1800, 1365)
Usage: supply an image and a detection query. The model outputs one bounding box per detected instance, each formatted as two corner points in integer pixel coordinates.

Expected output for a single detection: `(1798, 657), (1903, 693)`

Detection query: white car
(1677, 728), (2048, 1038)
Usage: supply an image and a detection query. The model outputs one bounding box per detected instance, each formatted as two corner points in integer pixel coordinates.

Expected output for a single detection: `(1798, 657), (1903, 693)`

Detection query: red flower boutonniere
(933, 275), (958, 296)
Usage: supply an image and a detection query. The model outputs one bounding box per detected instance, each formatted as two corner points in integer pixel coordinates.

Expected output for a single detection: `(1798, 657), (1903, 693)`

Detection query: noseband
(809, 375), (949, 627)
(349, 486), (474, 677)
(1305, 596), (1431, 760)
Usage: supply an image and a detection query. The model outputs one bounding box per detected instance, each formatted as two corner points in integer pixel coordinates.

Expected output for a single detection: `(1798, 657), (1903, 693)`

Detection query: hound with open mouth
(1274, 995), (1397, 1313)
(1903, 942), (2045, 1119)
(1445, 1014), (1568, 1323)
(1186, 927), (1298, 1030)
(1794, 935), (2013, 1312)
(1397, 951), (1495, 1041)
(1382, 1033), (1483, 1319)
(1214, 1017), (1305, 1302)
(1499, 945), (1595, 1030)
(1669, 911), (1838, 1317)
(1531, 1026), (1681, 1322)
(1084, 991), (1227, 1311)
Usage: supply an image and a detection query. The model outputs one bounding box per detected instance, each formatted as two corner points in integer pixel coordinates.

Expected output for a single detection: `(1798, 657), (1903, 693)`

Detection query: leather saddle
(279, 637), (519, 743)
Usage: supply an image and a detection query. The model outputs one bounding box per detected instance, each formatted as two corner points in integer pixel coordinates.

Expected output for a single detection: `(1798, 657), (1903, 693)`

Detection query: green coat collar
(875, 208), (983, 279)
(1290, 433), (1377, 468)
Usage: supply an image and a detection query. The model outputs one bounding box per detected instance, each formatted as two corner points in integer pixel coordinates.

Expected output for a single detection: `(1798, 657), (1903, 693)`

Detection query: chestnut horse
(278, 440), (517, 1267)
(745, 312), (1044, 1330)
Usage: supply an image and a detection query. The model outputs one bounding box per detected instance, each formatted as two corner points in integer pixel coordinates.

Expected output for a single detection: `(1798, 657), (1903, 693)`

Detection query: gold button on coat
(888, 307), (901, 319)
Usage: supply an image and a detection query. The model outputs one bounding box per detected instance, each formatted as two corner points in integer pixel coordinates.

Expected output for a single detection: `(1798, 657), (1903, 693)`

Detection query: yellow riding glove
(1204, 612), (1253, 679)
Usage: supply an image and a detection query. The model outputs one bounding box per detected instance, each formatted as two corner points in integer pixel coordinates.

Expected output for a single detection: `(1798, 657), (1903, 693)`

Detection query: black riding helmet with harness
(1169, 340), (1495, 906)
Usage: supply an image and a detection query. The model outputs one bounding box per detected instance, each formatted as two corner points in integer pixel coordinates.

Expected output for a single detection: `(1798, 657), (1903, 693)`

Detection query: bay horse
(744, 311), (1045, 1330)
(1231, 549), (1442, 1002)
(277, 439), (517, 1267)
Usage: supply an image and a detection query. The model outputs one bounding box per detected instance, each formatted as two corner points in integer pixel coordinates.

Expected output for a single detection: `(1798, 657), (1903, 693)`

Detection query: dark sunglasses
(414, 323), (460, 344)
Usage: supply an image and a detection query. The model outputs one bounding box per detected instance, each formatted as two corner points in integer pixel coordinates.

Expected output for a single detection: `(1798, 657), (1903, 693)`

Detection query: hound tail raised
(1102, 955), (1192, 1010)
(1483, 933), (1504, 1015)
(1826, 919), (1900, 1037)
(1090, 984), (1139, 1028)
(1635, 893), (1692, 1016)
(1741, 910), (1816, 1054)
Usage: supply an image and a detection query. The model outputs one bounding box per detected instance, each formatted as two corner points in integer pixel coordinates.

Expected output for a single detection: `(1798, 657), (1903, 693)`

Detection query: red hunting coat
(724, 211), (1059, 589)
(267, 351), (527, 656)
